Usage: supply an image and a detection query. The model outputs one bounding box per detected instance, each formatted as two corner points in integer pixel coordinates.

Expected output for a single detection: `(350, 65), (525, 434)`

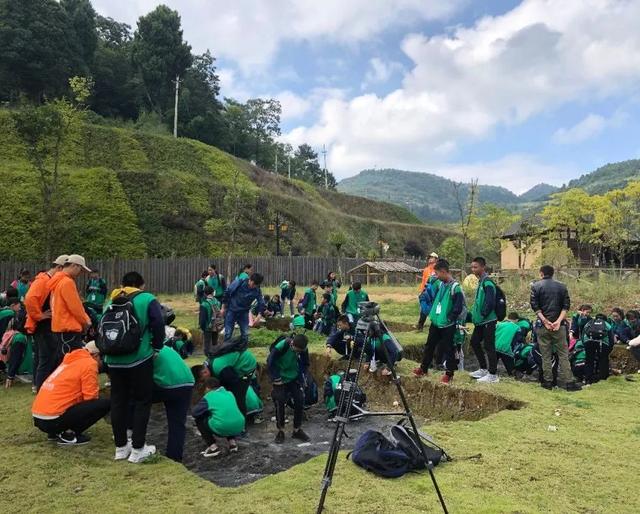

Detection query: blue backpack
(349, 430), (411, 478)
(418, 278), (438, 315)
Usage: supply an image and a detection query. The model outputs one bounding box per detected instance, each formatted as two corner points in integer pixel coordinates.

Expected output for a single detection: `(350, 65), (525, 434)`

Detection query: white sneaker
(128, 444), (156, 463)
(470, 368), (488, 379)
(477, 373), (499, 384)
(114, 443), (132, 461)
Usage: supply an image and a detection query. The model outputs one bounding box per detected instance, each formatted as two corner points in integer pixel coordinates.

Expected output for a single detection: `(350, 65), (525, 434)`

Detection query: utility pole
(321, 144), (328, 189)
(173, 74), (181, 138)
(287, 155), (291, 179)
(275, 152), (278, 175)
(268, 213), (289, 256)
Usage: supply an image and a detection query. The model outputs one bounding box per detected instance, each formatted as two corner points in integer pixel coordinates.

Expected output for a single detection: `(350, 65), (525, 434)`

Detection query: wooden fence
(0, 256), (424, 295)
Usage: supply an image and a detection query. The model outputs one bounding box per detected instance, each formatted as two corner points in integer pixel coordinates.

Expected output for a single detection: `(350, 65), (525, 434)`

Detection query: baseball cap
(85, 341), (100, 355)
(66, 254), (92, 272)
(53, 254), (69, 266)
(429, 252), (439, 259)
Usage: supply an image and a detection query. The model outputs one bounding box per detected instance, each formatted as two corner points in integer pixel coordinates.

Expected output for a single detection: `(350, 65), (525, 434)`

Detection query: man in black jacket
(530, 265), (581, 391)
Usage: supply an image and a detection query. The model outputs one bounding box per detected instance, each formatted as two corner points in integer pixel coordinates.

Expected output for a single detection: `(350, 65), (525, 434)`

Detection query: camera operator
(325, 315), (353, 359)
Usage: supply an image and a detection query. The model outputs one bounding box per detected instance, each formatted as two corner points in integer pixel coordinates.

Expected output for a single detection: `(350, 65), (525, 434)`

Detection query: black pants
(33, 398), (110, 436)
(470, 321), (497, 374)
(218, 367), (249, 418)
(35, 327), (61, 390)
(194, 415), (234, 446)
(110, 357), (154, 449)
(153, 385), (193, 462)
(584, 341), (611, 384)
(6, 340), (26, 378)
(417, 311), (428, 330)
(272, 381), (304, 430)
(496, 352), (515, 375)
(421, 324), (456, 376)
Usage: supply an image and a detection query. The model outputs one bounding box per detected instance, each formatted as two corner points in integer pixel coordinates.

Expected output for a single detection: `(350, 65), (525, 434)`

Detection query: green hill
(565, 159), (640, 193)
(0, 110), (450, 260)
(338, 168), (523, 221)
(518, 183), (559, 202)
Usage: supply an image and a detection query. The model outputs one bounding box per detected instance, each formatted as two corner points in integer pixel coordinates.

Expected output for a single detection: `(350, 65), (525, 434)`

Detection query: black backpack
(584, 318), (608, 342)
(349, 430), (412, 478)
(97, 292), (142, 356)
(390, 422), (447, 470)
(210, 336), (248, 358)
(492, 282), (507, 321)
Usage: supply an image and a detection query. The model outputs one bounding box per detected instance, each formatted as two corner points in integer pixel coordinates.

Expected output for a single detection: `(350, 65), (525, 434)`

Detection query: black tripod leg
(378, 318), (449, 514)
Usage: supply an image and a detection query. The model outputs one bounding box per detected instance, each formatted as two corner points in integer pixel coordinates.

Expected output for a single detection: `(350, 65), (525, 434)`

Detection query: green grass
(2, 285), (640, 513)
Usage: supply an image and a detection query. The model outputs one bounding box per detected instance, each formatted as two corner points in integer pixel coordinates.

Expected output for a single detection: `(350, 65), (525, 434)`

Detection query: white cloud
(275, 91), (311, 120)
(92, 0), (466, 71)
(553, 111), (628, 144)
(362, 58), (404, 89)
(284, 0), (640, 180)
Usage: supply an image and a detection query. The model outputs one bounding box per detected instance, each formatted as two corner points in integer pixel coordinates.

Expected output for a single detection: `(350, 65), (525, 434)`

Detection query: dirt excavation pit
(145, 354), (523, 488)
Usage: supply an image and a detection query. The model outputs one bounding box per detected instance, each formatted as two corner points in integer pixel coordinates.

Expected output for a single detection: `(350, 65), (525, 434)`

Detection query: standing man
(25, 255), (68, 390)
(299, 280), (319, 329)
(416, 252), (438, 330)
(341, 282), (369, 326)
(48, 255), (92, 355)
(85, 269), (107, 312)
(469, 257), (499, 384)
(413, 259), (464, 383)
(530, 265), (582, 392)
(326, 271), (341, 306)
(279, 280), (296, 317)
(206, 264), (227, 303)
(104, 271), (166, 463)
(419, 252), (439, 291)
(221, 273), (265, 343)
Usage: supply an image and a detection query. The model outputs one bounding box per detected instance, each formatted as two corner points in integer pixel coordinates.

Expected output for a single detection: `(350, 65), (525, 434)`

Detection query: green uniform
(15, 281), (29, 302)
(237, 272), (249, 281)
(103, 291), (156, 367)
(86, 278), (106, 308)
(303, 288), (317, 312)
(12, 333), (33, 375)
(325, 374), (341, 412)
(204, 387), (245, 437)
(429, 281), (462, 328)
(471, 277), (497, 325)
(517, 319), (532, 334)
(246, 386), (263, 415)
(194, 278), (206, 301)
(495, 321), (521, 357)
(515, 343), (534, 368)
(344, 289), (368, 316)
(210, 350), (257, 378)
(201, 297), (221, 330)
(206, 275), (225, 298)
(153, 346), (195, 388)
(0, 308), (15, 326)
(271, 338), (299, 384)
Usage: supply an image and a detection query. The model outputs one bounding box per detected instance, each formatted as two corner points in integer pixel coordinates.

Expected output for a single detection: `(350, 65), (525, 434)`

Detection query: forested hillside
(565, 159), (640, 193)
(0, 111), (450, 260)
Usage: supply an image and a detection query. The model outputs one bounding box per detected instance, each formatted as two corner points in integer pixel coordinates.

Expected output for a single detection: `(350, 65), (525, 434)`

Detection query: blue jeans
(224, 310), (249, 342)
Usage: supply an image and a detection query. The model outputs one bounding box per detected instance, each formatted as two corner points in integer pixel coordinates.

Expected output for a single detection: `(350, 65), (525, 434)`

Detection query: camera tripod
(317, 311), (448, 513)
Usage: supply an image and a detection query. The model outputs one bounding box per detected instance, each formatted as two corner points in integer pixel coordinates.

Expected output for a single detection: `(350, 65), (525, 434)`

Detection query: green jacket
(204, 387), (245, 437)
(429, 281), (463, 328)
(268, 338), (300, 384)
(103, 291), (156, 367)
(325, 374), (341, 412)
(246, 386), (263, 415)
(471, 276), (497, 325)
(343, 289), (368, 316)
(303, 288), (317, 313)
(153, 346), (195, 389)
(210, 350), (257, 378)
(495, 321), (521, 357)
(206, 275), (225, 298)
(12, 333), (33, 375)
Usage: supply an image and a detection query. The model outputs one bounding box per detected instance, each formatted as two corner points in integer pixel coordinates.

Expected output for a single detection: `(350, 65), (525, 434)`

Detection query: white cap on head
(84, 341), (100, 355)
(429, 252), (439, 259)
(66, 254), (91, 272)
(53, 254), (69, 266)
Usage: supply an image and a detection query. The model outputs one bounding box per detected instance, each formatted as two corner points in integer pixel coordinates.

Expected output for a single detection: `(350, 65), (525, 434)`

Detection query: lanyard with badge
(434, 282), (451, 315)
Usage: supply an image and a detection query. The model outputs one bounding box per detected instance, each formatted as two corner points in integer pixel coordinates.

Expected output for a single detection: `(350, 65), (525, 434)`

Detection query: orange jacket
(420, 264), (435, 290)
(48, 272), (90, 333)
(24, 271), (53, 334)
(32, 348), (99, 418)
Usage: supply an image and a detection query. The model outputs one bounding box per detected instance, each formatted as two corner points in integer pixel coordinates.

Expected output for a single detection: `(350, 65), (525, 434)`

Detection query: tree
(61, 0), (97, 75)
(328, 230), (349, 276)
(511, 218), (543, 270)
(132, 5), (192, 118)
(0, 0), (75, 101)
(469, 203), (518, 264)
(438, 236), (465, 269)
(404, 240), (425, 259)
(244, 98), (281, 167)
(451, 179), (478, 266)
(292, 144), (323, 185)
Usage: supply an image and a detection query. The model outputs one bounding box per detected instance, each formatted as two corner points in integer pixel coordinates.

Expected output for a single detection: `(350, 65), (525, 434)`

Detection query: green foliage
(534, 240), (577, 268)
(438, 236), (465, 268)
(469, 203), (518, 265)
(567, 159), (640, 193)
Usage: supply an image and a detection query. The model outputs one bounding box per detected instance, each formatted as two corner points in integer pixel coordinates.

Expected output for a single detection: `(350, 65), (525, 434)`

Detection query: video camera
(358, 301), (380, 322)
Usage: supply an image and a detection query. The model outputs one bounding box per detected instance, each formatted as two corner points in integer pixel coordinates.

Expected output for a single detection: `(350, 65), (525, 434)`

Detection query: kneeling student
(325, 315), (353, 358)
(362, 326), (398, 376)
(494, 313), (526, 376)
(31, 341), (110, 445)
(267, 333), (311, 444)
(192, 377), (244, 458)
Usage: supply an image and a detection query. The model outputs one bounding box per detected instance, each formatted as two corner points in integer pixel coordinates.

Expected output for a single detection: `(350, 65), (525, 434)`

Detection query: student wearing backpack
(581, 315), (615, 384)
(25, 255), (68, 390)
(530, 265), (581, 391)
(299, 280), (319, 328)
(267, 333), (311, 444)
(206, 264), (227, 303)
(85, 270), (107, 311)
(199, 286), (221, 358)
(221, 273), (265, 343)
(192, 377), (244, 458)
(416, 274), (439, 332)
(341, 282), (369, 325)
(103, 272), (166, 464)
(208, 346), (258, 419)
(48, 255), (92, 355)
(315, 293), (337, 335)
(468, 257), (500, 383)
(413, 259), (465, 383)
(31, 341), (110, 445)
(194, 271), (208, 303)
(152, 346), (195, 462)
(280, 280), (296, 317)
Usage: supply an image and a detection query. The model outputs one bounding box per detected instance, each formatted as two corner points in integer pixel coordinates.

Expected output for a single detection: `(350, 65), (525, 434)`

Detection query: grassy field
(2, 283), (640, 513)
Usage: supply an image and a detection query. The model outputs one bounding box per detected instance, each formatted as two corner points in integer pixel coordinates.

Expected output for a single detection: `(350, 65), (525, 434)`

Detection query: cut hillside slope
(0, 110), (451, 259)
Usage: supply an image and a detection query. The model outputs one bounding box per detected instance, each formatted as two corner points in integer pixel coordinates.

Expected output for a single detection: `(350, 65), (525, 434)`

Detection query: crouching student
(268, 294), (284, 318)
(581, 315), (614, 384)
(31, 341), (110, 445)
(152, 346), (195, 462)
(315, 293), (337, 335)
(267, 333), (310, 444)
(3, 330), (34, 388)
(164, 327), (193, 359)
(494, 313), (526, 376)
(192, 377), (244, 458)
(325, 315), (353, 359)
(610, 308), (633, 344)
(362, 325), (398, 376)
(324, 370), (366, 419)
(570, 305), (593, 342)
(209, 345), (258, 419)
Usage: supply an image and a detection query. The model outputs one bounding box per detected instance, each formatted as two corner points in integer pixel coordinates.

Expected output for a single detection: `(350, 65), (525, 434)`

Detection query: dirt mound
(610, 345), (640, 374)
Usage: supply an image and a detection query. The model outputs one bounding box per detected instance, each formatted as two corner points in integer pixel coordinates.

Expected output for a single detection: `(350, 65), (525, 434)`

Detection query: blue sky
(93, 0), (640, 193)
